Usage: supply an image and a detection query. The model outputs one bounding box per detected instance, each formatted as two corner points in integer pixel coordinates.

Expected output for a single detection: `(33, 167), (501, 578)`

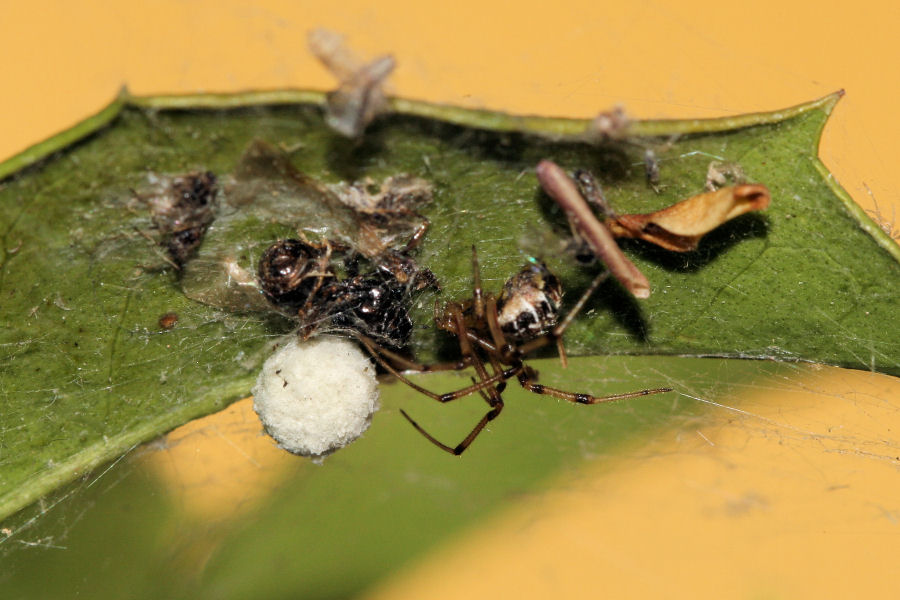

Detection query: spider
(356, 247), (672, 455)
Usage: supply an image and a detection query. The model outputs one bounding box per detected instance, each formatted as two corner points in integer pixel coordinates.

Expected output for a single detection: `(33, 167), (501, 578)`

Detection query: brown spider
(357, 247), (672, 455)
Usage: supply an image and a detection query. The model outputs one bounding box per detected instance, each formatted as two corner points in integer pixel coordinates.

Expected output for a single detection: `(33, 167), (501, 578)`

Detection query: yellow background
(2, 1), (899, 598)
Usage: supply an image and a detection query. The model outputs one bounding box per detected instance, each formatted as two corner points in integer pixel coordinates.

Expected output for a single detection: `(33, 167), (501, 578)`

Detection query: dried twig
(536, 160), (651, 298)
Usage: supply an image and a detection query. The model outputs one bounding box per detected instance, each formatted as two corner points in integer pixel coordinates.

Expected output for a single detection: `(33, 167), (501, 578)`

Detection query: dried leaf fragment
(606, 184), (771, 252)
(585, 106), (630, 142)
(536, 160), (651, 298)
(308, 28), (395, 138)
(328, 175), (432, 255)
(145, 171), (218, 267)
(705, 161), (747, 191)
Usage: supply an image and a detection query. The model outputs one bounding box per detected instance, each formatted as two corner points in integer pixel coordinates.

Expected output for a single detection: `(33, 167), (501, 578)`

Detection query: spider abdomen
(497, 261), (563, 340)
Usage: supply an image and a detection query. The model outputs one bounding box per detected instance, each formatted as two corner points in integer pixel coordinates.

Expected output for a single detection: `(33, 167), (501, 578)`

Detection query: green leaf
(0, 89), (897, 527)
(0, 356), (800, 599)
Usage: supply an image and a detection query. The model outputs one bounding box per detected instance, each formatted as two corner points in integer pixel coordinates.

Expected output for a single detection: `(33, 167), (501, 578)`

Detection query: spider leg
(451, 328), (513, 386)
(355, 338), (471, 372)
(484, 295), (512, 359)
(395, 304), (507, 452)
(551, 269), (610, 368)
(304, 240), (334, 303)
(402, 219), (430, 252)
(481, 350), (508, 396)
(515, 366), (671, 404)
(470, 373), (507, 403)
(356, 334), (517, 403)
(365, 300), (508, 455)
(399, 401), (503, 456)
(553, 270), (610, 338)
(465, 330), (499, 354)
(296, 304), (326, 340)
(447, 304), (503, 406)
(470, 375), (492, 403)
(555, 337), (569, 369)
(434, 299), (464, 334)
(471, 246), (485, 320)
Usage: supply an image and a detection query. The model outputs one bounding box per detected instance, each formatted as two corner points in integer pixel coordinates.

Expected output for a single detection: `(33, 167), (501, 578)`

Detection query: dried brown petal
(606, 184), (770, 252)
(536, 160), (651, 299)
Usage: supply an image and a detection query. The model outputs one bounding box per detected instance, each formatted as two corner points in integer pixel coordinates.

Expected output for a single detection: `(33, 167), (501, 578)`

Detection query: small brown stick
(536, 160), (651, 299)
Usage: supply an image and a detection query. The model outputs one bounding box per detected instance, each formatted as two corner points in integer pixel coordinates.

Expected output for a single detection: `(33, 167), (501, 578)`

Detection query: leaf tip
(816, 89), (846, 115)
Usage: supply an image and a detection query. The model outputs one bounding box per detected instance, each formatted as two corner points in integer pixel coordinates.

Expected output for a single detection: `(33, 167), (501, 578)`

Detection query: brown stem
(535, 160), (650, 299)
